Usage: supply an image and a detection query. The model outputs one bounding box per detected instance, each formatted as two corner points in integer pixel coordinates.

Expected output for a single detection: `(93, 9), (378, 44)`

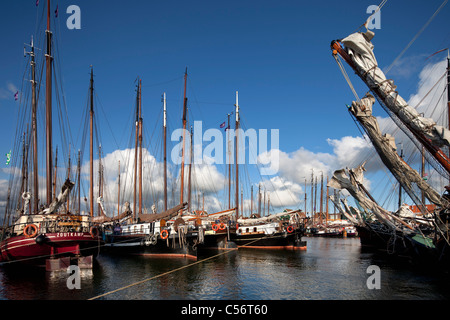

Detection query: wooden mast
(163, 92), (168, 211)
(29, 36), (39, 214)
(45, 0), (53, 206)
(138, 79), (143, 219)
(235, 91), (239, 221)
(227, 113), (231, 209)
(188, 126), (193, 212)
(133, 77), (139, 222)
(117, 161), (120, 218)
(89, 67), (94, 217)
(180, 69), (188, 207)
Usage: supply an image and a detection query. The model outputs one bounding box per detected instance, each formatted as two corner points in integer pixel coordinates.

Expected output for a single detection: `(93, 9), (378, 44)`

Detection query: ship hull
(0, 232), (102, 268)
(232, 231), (306, 250)
(104, 233), (198, 260)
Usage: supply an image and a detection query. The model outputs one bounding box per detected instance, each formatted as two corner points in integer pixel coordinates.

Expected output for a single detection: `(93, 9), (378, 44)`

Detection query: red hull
(0, 232), (102, 266)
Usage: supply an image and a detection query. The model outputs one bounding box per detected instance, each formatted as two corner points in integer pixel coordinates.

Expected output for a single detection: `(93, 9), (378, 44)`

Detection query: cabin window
(140, 225), (144, 233)
(246, 228), (249, 233)
(253, 227), (257, 232)
(134, 226), (137, 233)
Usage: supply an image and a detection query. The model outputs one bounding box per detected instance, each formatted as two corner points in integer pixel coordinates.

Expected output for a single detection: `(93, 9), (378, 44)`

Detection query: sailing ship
(0, 0), (103, 271)
(330, 25), (450, 267)
(102, 73), (203, 259)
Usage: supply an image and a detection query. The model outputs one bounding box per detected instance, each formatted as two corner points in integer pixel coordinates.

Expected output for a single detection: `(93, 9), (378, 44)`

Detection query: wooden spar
(45, 0), (53, 206)
(138, 79), (143, 219)
(77, 150), (81, 213)
(163, 92), (168, 211)
(29, 37), (39, 214)
(227, 113), (231, 209)
(53, 147), (57, 200)
(117, 161), (120, 218)
(66, 147), (71, 212)
(89, 67), (94, 217)
(331, 40), (450, 177)
(180, 69), (188, 207)
(235, 91), (239, 221)
(133, 77), (139, 221)
(188, 126), (193, 212)
(326, 176), (329, 226)
(319, 172), (323, 225)
(258, 183), (261, 216)
(250, 185), (253, 215)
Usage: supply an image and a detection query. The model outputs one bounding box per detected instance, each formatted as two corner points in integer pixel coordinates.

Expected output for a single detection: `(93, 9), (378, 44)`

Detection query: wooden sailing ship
(102, 72), (202, 259)
(0, 0), (103, 271)
(330, 23), (450, 267)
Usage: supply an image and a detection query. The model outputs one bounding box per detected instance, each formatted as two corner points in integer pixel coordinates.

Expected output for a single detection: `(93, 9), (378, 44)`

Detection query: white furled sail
(349, 93), (443, 209)
(340, 31), (450, 148)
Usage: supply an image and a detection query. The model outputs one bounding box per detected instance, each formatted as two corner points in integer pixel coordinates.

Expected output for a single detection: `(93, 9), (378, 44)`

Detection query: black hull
(199, 230), (237, 251)
(103, 233), (197, 260)
(231, 230), (306, 250)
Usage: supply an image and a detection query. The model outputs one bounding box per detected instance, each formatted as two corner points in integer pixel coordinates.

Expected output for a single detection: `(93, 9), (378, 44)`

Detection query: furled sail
(349, 93), (443, 209)
(237, 209), (302, 226)
(339, 30), (450, 148)
(328, 165), (399, 231)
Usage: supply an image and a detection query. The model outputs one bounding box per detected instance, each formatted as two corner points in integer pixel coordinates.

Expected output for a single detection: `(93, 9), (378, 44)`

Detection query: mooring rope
(87, 230), (294, 300)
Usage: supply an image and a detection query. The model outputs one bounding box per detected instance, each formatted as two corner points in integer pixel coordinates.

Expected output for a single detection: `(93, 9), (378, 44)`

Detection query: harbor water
(1, 237), (450, 300)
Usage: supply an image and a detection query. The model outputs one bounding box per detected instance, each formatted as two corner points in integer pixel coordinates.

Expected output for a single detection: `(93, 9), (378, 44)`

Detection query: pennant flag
(5, 150), (11, 165)
(14, 91), (18, 101)
(220, 122), (226, 128)
(55, 5), (58, 17)
(36, 0), (39, 6)
(423, 173), (428, 181)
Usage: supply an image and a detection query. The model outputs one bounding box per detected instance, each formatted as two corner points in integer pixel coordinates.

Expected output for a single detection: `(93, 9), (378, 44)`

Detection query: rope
(87, 230), (291, 300)
(384, 0), (448, 75)
(333, 54), (361, 102)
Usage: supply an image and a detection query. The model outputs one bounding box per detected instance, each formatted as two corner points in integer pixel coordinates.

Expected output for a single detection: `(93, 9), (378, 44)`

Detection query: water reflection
(1, 238), (450, 299)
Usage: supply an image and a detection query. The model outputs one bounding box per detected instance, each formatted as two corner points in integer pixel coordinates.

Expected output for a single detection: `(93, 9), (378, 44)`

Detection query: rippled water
(1, 237), (450, 300)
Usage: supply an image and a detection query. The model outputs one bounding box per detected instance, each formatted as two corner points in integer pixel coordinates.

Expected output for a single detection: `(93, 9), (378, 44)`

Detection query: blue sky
(0, 0), (449, 216)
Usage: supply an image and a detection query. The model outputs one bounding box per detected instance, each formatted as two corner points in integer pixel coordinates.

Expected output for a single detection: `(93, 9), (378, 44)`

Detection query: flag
(14, 91), (18, 101)
(36, 0), (39, 6)
(5, 150), (11, 165)
(423, 173), (428, 181)
(220, 122), (226, 128)
(55, 5), (58, 17)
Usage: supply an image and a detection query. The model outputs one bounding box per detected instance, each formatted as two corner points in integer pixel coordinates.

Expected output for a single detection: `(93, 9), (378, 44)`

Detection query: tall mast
(133, 77), (139, 222)
(117, 161), (120, 218)
(163, 93), (168, 211)
(45, 0), (53, 205)
(89, 67), (94, 217)
(66, 147), (71, 213)
(53, 146), (58, 200)
(29, 36), (39, 213)
(250, 185), (253, 215)
(138, 79), (143, 219)
(188, 126), (193, 212)
(180, 69), (188, 206)
(77, 150), (81, 213)
(320, 172), (323, 225)
(227, 113), (231, 209)
(235, 91), (239, 221)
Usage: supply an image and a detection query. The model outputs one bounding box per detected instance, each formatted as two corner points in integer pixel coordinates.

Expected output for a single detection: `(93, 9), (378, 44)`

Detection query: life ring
(219, 223), (226, 230)
(90, 226), (99, 238)
(160, 229), (169, 240)
(286, 225), (294, 233)
(212, 223), (219, 232)
(23, 224), (38, 238)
